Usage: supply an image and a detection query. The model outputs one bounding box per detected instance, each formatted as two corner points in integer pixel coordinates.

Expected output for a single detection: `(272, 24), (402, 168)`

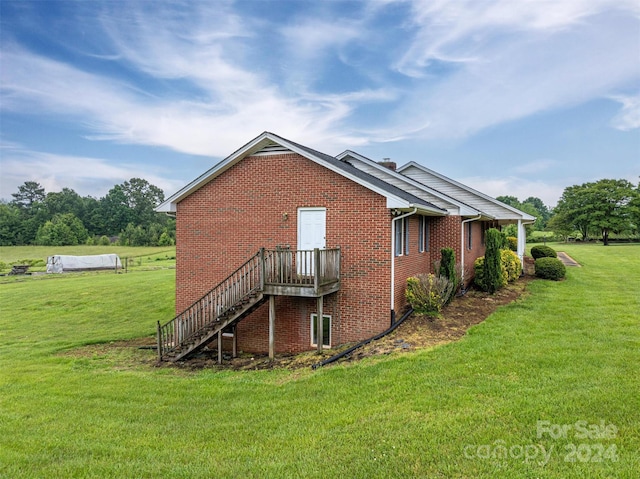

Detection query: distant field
(0, 245), (176, 273)
(0, 243), (637, 478)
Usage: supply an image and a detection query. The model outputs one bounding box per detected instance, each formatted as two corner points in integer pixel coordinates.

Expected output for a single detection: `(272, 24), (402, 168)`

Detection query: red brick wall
(175, 152), (393, 354)
(392, 215), (434, 314)
(427, 216), (488, 286)
(463, 221), (487, 284)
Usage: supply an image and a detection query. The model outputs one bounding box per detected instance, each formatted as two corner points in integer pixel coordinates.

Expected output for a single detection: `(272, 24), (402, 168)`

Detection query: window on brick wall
(395, 217), (408, 257)
(418, 216), (429, 253)
(311, 314), (331, 348)
(467, 222), (473, 250)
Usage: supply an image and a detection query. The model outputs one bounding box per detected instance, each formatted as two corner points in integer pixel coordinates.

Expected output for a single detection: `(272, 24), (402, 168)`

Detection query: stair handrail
(156, 247), (342, 361)
(157, 250), (263, 360)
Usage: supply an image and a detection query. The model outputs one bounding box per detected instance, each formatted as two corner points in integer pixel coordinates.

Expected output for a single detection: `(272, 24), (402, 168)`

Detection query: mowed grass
(0, 245), (176, 273)
(0, 244), (638, 478)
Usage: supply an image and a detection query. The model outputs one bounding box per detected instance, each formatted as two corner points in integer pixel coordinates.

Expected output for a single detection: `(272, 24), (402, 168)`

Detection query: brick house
(155, 132), (534, 362)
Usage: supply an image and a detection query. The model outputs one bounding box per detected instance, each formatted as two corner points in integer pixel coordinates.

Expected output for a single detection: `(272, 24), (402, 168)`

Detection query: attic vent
(255, 142), (292, 155)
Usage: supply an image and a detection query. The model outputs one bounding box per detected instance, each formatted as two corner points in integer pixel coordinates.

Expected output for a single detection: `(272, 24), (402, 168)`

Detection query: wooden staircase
(157, 251), (265, 362)
(157, 248), (341, 362)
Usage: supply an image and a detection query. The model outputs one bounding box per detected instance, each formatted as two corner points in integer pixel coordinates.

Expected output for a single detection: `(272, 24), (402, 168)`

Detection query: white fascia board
(277, 140), (445, 215)
(155, 132), (276, 213)
(385, 198), (446, 215)
(338, 150), (479, 217)
(156, 132), (444, 217)
(398, 161), (537, 221)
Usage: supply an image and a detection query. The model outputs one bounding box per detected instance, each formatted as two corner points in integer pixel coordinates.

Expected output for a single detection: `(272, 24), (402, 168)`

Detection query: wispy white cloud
(1, 0), (638, 204)
(0, 43), (366, 157)
(512, 159), (557, 175)
(609, 94), (640, 131)
(0, 143), (185, 199)
(391, 0), (640, 139)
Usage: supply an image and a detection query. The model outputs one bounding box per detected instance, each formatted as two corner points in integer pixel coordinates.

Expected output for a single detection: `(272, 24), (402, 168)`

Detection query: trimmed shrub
(535, 257), (566, 280)
(439, 247), (458, 303)
(506, 236), (518, 252)
(474, 256), (508, 291)
(483, 228), (505, 294)
(501, 249), (522, 282)
(406, 274), (454, 316)
(531, 245), (557, 259)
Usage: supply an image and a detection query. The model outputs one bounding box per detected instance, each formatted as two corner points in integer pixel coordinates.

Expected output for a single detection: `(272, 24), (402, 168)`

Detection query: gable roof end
(397, 161), (536, 222)
(156, 132), (446, 215)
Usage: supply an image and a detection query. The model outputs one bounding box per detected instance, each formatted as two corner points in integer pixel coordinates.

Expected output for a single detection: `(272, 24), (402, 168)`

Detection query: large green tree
(10, 181), (45, 209)
(496, 195), (549, 231)
(7, 181), (48, 244)
(120, 178), (165, 229)
(0, 202), (22, 245)
(35, 213), (89, 246)
(553, 179), (637, 245)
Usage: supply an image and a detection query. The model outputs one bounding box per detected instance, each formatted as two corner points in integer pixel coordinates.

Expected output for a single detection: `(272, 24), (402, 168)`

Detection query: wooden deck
(157, 248), (341, 362)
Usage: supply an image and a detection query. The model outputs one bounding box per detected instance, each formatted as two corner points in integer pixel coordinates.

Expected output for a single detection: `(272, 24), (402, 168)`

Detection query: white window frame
(310, 313), (331, 348)
(394, 217), (404, 257)
(404, 217), (409, 255)
(419, 216), (429, 253)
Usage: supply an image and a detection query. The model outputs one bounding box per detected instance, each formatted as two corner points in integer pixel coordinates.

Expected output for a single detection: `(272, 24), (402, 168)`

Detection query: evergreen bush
(439, 248), (458, 303)
(531, 245), (557, 259)
(474, 256), (508, 291)
(483, 228), (505, 293)
(507, 236), (518, 252)
(535, 257), (566, 280)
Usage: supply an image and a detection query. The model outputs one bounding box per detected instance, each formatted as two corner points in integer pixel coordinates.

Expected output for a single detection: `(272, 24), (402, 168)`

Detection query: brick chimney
(378, 158), (396, 171)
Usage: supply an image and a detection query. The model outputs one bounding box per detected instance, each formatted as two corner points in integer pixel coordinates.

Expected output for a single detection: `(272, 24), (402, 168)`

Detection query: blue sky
(1, 0), (638, 207)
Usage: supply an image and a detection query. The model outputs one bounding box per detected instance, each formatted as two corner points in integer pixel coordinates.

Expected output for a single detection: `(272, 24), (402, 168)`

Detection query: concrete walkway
(557, 251), (581, 267)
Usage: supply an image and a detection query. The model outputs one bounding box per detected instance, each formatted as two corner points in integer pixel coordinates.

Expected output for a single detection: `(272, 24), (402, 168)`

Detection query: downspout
(390, 207), (417, 325)
(460, 214), (482, 290)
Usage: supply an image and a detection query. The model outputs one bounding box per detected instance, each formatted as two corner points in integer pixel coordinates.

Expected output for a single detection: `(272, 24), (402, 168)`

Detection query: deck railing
(157, 248), (340, 360)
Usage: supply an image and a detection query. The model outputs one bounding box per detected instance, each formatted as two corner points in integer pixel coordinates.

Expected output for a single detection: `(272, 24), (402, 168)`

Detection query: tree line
(499, 178), (640, 245)
(0, 179), (175, 246)
(1, 176), (638, 247)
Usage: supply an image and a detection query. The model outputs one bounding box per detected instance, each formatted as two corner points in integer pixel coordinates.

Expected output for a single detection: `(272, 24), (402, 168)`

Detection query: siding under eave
(345, 157), (460, 215)
(400, 164), (529, 220)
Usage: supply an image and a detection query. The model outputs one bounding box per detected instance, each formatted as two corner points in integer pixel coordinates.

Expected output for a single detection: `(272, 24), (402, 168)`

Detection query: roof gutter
(390, 207), (417, 325)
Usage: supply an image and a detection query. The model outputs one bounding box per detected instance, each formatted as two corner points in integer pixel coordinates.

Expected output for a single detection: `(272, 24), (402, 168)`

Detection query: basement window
(311, 314), (331, 348)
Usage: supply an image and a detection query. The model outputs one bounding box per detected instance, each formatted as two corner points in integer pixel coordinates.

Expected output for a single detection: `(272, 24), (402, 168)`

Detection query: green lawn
(0, 244), (638, 478)
(0, 245), (175, 273)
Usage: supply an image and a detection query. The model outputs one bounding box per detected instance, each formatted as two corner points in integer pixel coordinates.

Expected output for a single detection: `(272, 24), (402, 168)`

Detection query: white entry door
(297, 208), (326, 275)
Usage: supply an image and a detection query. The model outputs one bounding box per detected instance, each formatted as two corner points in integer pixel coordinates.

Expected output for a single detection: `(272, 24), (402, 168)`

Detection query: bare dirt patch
(171, 276), (532, 371)
(63, 277), (532, 372)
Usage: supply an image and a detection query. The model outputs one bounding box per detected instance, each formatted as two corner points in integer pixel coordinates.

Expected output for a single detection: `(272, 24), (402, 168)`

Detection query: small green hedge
(535, 257), (566, 280)
(531, 245), (557, 259)
(501, 249), (523, 282)
(475, 249), (523, 291)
